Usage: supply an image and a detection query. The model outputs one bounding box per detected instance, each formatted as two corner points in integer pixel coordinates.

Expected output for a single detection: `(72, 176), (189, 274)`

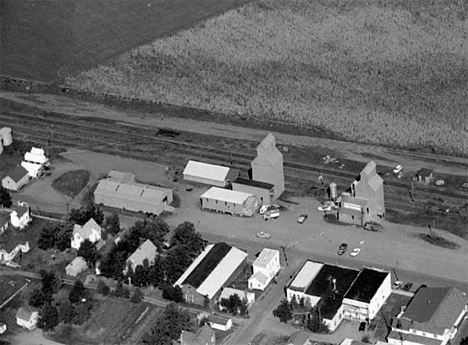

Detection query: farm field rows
(0, 0), (252, 82)
(67, 0), (468, 156)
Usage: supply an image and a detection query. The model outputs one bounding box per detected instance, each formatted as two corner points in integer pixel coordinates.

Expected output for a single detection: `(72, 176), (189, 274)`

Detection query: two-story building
(248, 248), (280, 291)
(71, 218), (102, 250)
(10, 201), (31, 230)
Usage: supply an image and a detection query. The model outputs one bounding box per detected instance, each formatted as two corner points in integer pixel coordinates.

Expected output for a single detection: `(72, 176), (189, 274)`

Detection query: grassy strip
(51, 170), (90, 198)
(67, 0), (468, 156)
(417, 233), (460, 249)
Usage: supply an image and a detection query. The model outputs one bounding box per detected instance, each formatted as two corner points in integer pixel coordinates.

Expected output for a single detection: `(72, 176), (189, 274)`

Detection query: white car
(318, 205), (332, 212)
(350, 248), (361, 257)
(393, 164), (403, 174)
(264, 210), (280, 221)
(256, 231), (271, 239)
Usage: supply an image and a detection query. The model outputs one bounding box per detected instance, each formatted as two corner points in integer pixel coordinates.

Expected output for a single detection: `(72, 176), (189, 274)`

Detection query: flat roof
(201, 187), (253, 204)
(183, 160), (230, 182)
(289, 261), (323, 291)
(233, 177), (274, 190)
(253, 248), (279, 269)
(345, 268), (389, 303)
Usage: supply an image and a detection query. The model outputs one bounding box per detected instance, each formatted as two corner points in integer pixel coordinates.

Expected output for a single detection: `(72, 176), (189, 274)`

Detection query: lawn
(51, 169), (90, 198)
(68, 0), (468, 156)
(0, 0), (252, 83)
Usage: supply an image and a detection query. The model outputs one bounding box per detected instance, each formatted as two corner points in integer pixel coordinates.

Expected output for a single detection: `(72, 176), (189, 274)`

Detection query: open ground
(66, 0), (468, 155)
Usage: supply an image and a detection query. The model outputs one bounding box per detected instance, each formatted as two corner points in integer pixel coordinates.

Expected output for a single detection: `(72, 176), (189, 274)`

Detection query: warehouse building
(174, 242), (248, 307)
(286, 260), (391, 331)
(183, 160), (239, 187)
(231, 177), (274, 207)
(94, 171), (173, 216)
(251, 133), (284, 199)
(200, 187), (257, 217)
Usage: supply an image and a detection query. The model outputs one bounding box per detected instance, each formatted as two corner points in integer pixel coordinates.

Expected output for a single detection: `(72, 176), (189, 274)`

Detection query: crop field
(0, 0), (252, 82)
(68, 0), (468, 156)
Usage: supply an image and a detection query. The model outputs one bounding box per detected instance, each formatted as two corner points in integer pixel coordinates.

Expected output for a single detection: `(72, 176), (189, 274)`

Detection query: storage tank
(0, 127), (12, 146)
(329, 182), (338, 201)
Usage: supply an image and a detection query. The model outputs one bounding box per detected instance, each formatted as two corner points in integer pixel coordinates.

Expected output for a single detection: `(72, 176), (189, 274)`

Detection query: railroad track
(1, 111), (467, 214)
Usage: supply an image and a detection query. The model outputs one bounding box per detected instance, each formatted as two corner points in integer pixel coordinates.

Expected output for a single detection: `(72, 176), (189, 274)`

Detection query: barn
(200, 187), (257, 217)
(2, 165), (30, 191)
(231, 177), (274, 207)
(94, 176), (173, 216)
(251, 133), (284, 199)
(183, 160), (239, 187)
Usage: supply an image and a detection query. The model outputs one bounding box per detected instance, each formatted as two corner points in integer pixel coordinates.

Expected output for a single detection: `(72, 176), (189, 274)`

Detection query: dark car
(359, 322), (366, 331)
(338, 243), (348, 255)
(402, 282), (413, 291)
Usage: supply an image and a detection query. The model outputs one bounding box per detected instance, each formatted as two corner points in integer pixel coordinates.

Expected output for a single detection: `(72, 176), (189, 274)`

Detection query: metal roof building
(94, 176), (173, 216)
(200, 187), (257, 217)
(183, 160), (239, 187)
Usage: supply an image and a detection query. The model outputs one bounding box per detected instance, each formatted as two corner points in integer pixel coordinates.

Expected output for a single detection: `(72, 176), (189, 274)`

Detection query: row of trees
(272, 299), (329, 333)
(0, 186), (12, 208)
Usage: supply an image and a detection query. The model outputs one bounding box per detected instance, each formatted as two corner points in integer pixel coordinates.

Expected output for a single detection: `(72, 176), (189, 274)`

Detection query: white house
(219, 286), (255, 310)
(197, 312), (232, 331)
(124, 239), (158, 274)
(0, 241), (30, 263)
(71, 218), (102, 250)
(65, 256), (88, 277)
(388, 286), (468, 345)
(16, 306), (39, 330)
(10, 202), (31, 230)
(248, 248), (280, 291)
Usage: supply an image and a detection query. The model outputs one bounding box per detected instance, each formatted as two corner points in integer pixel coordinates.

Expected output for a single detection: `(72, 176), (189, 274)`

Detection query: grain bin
(0, 127), (12, 146)
(329, 182), (338, 201)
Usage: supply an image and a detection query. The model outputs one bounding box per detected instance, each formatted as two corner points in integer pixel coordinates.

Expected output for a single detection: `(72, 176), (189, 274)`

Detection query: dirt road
(1, 92), (467, 177)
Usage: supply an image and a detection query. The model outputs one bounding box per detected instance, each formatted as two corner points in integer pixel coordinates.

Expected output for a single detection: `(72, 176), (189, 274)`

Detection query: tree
(133, 264), (149, 287)
(142, 303), (192, 345)
(69, 281), (88, 304)
(101, 285), (110, 296)
(96, 280), (106, 295)
(58, 300), (73, 324)
(38, 305), (59, 331)
(37, 224), (57, 250)
(148, 256), (164, 287)
(460, 337), (468, 345)
(0, 187), (12, 208)
(29, 288), (46, 308)
(105, 213), (121, 235)
(40, 270), (60, 304)
(307, 305), (329, 333)
(72, 303), (90, 325)
(131, 216), (170, 245)
(77, 239), (99, 267)
(161, 284), (184, 303)
(273, 299), (292, 323)
(131, 288), (143, 303)
(114, 281), (125, 298)
(68, 204), (104, 226)
(55, 223), (73, 251)
(170, 222), (204, 257)
(220, 294), (243, 316)
(162, 245), (192, 285)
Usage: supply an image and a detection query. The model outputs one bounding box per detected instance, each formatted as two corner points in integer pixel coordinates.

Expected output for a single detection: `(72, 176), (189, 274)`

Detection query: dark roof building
(232, 177), (274, 207)
(1, 165), (29, 191)
(345, 268), (388, 303)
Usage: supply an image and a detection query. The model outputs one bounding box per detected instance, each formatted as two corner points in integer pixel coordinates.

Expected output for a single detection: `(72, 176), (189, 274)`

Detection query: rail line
(1, 112), (467, 214)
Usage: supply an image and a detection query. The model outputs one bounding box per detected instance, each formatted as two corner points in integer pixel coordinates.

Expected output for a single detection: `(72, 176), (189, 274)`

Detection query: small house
(16, 306), (39, 330)
(416, 168), (434, 184)
(0, 241), (30, 263)
(197, 312), (232, 332)
(231, 177), (274, 207)
(71, 218), (102, 250)
(180, 325), (216, 345)
(248, 248), (280, 291)
(124, 239), (158, 274)
(200, 187), (257, 217)
(65, 256), (88, 277)
(219, 287), (255, 310)
(1, 165), (30, 191)
(10, 201), (31, 229)
(183, 160), (239, 187)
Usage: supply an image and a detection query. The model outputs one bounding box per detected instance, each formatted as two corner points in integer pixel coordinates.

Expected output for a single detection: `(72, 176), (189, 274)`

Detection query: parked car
(393, 281), (403, 290)
(338, 243), (348, 255)
(359, 322), (366, 331)
(297, 214), (308, 224)
(350, 248), (361, 257)
(264, 210), (280, 221)
(402, 282), (413, 291)
(256, 231), (271, 239)
(259, 205), (270, 214)
(393, 164), (403, 174)
(363, 222), (383, 232)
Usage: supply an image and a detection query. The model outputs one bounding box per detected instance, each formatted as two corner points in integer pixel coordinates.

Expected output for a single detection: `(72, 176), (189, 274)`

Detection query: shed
(197, 312), (232, 331)
(231, 177), (274, 206)
(200, 187), (257, 217)
(183, 160), (239, 187)
(65, 256), (88, 277)
(2, 165), (30, 191)
(416, 168), (434, 184)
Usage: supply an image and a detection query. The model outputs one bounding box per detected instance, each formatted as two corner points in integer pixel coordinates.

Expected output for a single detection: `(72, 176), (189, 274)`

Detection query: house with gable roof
(251, 133), (284, 199)
(0, 241), (30, 263)
(16, 306), (39, 330)
(124, 239), (158, 274)
(248, 248), (280, 291)
(71, 218), (102, 250)
(1, 165), (30, 191)
(66, 256), (88, 277)
(10, 201), (31, 229)
(388, 286), (468, 345)
(180, 324), (216, 345)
